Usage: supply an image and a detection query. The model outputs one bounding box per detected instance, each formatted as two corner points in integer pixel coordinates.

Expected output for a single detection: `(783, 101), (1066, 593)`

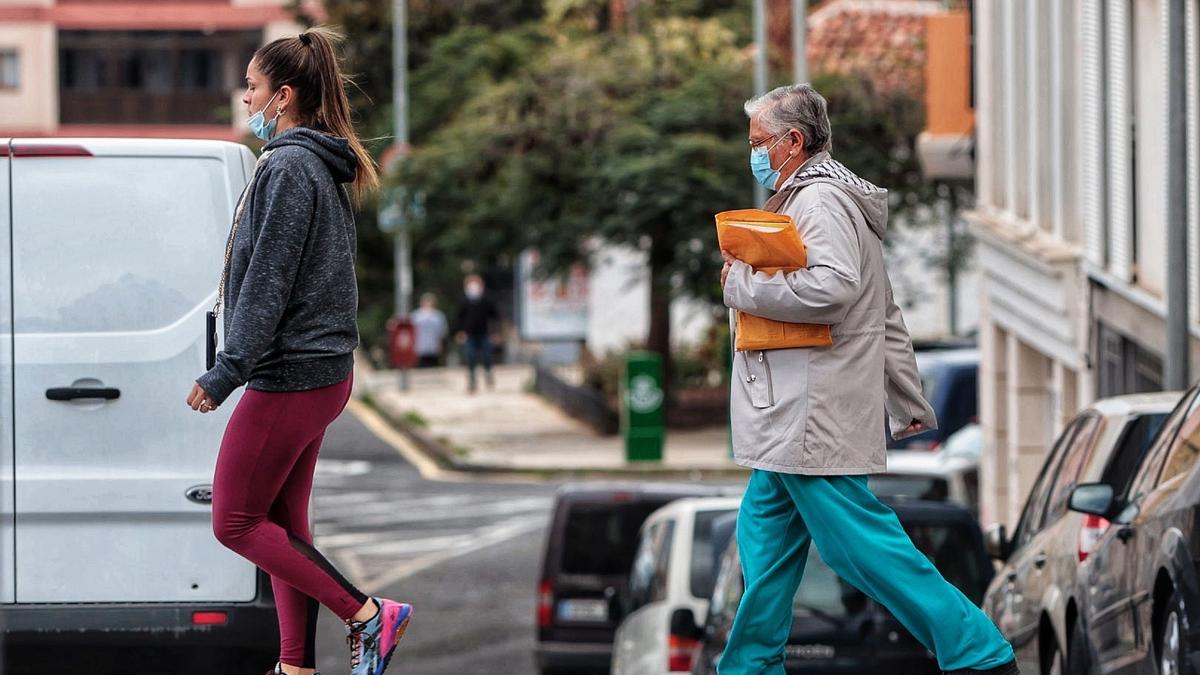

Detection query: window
(1045, 413), (1102, 522)
(1010, 418), (1081, 549)
(1157, 395), (1200, 486)
(1123, 389), (1200, 513)
(689, 509), (735, 599)
(0, 50), (18, 89)
(1100, 411), (1169, 498)
(559, 502), (661, 576)
(1097, 323), (1163, 398)
(626, 520), (674, 614)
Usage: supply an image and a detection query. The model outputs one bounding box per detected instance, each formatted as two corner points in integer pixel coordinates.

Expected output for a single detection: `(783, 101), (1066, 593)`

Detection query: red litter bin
(386, 316), (418, 370)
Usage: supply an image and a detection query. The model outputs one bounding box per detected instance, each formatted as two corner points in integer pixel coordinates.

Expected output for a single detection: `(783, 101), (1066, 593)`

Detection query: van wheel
(1067, 618), (1092, 675)
(1157, 589), (1190, 675)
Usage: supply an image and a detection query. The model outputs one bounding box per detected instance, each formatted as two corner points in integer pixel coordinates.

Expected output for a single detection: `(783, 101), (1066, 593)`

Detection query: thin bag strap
(213, 149), (274, 319)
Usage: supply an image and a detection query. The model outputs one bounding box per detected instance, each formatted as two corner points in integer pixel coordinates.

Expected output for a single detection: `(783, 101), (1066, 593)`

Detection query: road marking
(356, 516), (547, 595)
(344, 398), (463, 481)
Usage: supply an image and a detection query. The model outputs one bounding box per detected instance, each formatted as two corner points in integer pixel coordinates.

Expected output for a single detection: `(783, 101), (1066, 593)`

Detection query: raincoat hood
(264, 127), (358, 184)
(778, 151), (890, 241)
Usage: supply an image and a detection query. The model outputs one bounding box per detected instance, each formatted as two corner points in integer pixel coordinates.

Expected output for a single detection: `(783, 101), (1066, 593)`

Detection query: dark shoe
(944, 660), (1019, 675)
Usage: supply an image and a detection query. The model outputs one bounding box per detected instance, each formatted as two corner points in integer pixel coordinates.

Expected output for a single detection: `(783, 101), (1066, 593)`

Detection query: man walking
(718, 84), (1017, 675)
(455, 274), (499, 393)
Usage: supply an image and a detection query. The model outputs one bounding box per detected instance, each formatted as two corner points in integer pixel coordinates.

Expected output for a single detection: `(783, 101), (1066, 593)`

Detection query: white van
(0, 138), (277, 672)
(611, 496), (742, 675)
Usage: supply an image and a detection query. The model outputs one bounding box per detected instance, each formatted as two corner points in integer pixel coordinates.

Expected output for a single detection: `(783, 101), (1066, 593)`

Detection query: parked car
(0, 138), (278, 673)
(693, 499), (993, 674)
(535, 483), (734, 675)
(1068, 383), (1200, 675)
(888, 348), (978, 451)
(870, 448), (980, 511)
(611, 497), (743, 675)
(981, 392), (1177, 675)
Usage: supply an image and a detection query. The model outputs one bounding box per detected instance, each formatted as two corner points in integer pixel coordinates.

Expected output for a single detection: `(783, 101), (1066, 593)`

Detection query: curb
(354, 390), (749, 483)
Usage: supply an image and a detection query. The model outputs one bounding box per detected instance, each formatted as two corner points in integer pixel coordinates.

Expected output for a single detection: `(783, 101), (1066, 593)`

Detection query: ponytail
(254, 26), (380, 202)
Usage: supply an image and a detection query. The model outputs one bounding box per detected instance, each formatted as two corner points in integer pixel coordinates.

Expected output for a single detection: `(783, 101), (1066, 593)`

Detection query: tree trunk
(646, 236), (673, 407)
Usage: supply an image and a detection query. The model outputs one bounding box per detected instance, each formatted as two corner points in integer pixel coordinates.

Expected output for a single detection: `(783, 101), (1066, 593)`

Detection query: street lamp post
(1166, 0), (1189, 389)
(753, 0), (768, 206)
(792, 0), (807, 83)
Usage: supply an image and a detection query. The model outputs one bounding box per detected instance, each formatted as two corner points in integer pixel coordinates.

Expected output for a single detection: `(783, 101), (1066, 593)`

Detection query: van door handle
(46, 387), (120, 401)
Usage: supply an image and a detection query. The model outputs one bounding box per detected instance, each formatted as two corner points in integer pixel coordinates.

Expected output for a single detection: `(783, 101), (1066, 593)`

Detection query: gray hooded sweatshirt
(197, 127), (359, 405)
(723, 152), (936, 474)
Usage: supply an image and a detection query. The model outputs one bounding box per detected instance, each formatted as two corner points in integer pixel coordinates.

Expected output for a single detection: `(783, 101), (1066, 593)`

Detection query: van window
(689, 508), (736, 599)
(560, 502), (662, 576)
(12, 157), (229, 333)
(627, 520), (674, 614)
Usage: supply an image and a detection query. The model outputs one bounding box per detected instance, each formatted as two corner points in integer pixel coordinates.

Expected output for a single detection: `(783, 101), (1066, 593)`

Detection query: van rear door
(1, 139), (13, 604)
(10, 138), (256, 603)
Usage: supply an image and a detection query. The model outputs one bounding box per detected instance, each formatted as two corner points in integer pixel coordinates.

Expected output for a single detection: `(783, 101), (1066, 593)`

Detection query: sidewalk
(355, 358), (742, 477)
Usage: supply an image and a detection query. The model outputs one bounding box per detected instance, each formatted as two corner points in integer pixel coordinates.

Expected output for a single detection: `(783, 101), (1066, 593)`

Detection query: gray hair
(744, 83), (832, 156)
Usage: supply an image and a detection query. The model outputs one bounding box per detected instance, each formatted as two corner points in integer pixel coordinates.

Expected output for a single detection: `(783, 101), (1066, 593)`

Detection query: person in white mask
(454, 274), (499, 393)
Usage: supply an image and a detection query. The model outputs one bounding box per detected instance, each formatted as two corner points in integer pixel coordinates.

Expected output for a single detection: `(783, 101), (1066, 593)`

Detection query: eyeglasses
(749, 131), (794, 152)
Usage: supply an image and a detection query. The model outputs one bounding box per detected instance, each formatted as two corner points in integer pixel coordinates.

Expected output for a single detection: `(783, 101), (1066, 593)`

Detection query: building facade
(0, 0), (316, 140)
(970, 0), (1200, 526)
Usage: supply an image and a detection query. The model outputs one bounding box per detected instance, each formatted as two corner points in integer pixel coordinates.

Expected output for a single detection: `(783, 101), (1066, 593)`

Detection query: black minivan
(535, 482), (733, 675)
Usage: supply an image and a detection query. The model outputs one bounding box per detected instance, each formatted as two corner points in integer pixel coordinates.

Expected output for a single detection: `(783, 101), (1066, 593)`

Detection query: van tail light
(537, 579), (553, 628)
(192, 611), (227, 626)
(668, 634), (699, 672)
(1078, 514), (1110, 562)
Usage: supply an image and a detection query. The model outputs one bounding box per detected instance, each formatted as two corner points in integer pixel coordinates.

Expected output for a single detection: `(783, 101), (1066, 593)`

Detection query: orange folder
(716, 209), (833, 351)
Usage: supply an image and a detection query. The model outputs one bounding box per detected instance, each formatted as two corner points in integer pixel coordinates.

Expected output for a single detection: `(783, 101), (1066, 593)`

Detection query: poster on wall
(517, 249), (589, 341)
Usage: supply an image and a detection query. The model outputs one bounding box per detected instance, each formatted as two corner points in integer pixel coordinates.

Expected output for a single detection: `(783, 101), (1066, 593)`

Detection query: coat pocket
(736, 350), (774, 409)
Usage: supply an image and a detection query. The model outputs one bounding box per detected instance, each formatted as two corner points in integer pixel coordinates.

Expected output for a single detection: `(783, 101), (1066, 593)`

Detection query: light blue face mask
(749, 135), (787, 191)
(247, 90), (282, 142)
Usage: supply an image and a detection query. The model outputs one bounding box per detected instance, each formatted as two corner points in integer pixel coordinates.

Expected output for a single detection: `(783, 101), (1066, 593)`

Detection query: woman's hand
(187, 383), (220, 414)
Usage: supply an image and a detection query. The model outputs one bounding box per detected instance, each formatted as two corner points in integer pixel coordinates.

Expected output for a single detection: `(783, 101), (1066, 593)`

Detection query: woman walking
(187, 28), (412, 675)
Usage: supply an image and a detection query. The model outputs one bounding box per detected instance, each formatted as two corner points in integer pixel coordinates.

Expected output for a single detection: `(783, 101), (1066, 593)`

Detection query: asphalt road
(310, 408), (558, 675)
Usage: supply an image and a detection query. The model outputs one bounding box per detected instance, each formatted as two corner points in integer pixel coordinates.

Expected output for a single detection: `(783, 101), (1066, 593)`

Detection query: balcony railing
(60, 88), (230, 125)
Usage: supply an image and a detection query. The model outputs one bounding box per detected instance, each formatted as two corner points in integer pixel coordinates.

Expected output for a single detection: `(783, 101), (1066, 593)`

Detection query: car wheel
(1158, 589), (1191, 675)
(1067, 618), (1092, 675)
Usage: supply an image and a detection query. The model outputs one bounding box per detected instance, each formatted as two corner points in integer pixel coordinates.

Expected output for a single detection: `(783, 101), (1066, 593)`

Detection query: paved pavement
(359, 361), (740, 474)
(312, 403), (558, 675)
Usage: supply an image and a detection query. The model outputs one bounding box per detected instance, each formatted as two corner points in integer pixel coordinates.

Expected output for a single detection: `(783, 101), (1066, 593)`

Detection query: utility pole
(792, 0), (807, 83)
(392, 0), (413, 391)
(393, 0), (411, 319)
(1166, 0), (1189, 389)
(753, 0), (768, 206)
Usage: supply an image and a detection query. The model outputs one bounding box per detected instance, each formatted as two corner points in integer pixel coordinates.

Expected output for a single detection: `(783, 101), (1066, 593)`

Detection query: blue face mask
(749, 135), (787, 191)
(247, 90), (282, 142)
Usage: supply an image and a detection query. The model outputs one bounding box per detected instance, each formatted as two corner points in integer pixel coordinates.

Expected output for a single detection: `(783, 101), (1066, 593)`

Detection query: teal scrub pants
(718, 470), (1014, 674)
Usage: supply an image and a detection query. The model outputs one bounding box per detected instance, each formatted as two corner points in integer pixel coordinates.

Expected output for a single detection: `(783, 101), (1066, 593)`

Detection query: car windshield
(869, 475), (951, 502)
(792, 518), (985, 620)
(560, 501), (664, 575)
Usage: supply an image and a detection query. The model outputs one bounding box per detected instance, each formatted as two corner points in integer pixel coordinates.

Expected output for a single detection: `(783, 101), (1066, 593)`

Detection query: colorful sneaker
(345, 597), (413, 675)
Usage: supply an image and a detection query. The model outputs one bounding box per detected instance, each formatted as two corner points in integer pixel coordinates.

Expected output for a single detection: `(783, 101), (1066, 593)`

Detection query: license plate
(557, 598), (609, 622)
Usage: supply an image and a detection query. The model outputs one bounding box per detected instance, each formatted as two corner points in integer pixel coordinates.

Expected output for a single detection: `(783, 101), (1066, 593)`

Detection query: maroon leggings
(212, 374), (367, 669)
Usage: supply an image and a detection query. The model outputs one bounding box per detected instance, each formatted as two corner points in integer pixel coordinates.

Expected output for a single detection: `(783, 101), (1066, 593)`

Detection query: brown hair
(253, 26), (379, 201)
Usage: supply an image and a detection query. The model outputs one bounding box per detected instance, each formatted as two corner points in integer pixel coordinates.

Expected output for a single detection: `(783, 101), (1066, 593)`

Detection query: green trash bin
(622, 351), (665, 462)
